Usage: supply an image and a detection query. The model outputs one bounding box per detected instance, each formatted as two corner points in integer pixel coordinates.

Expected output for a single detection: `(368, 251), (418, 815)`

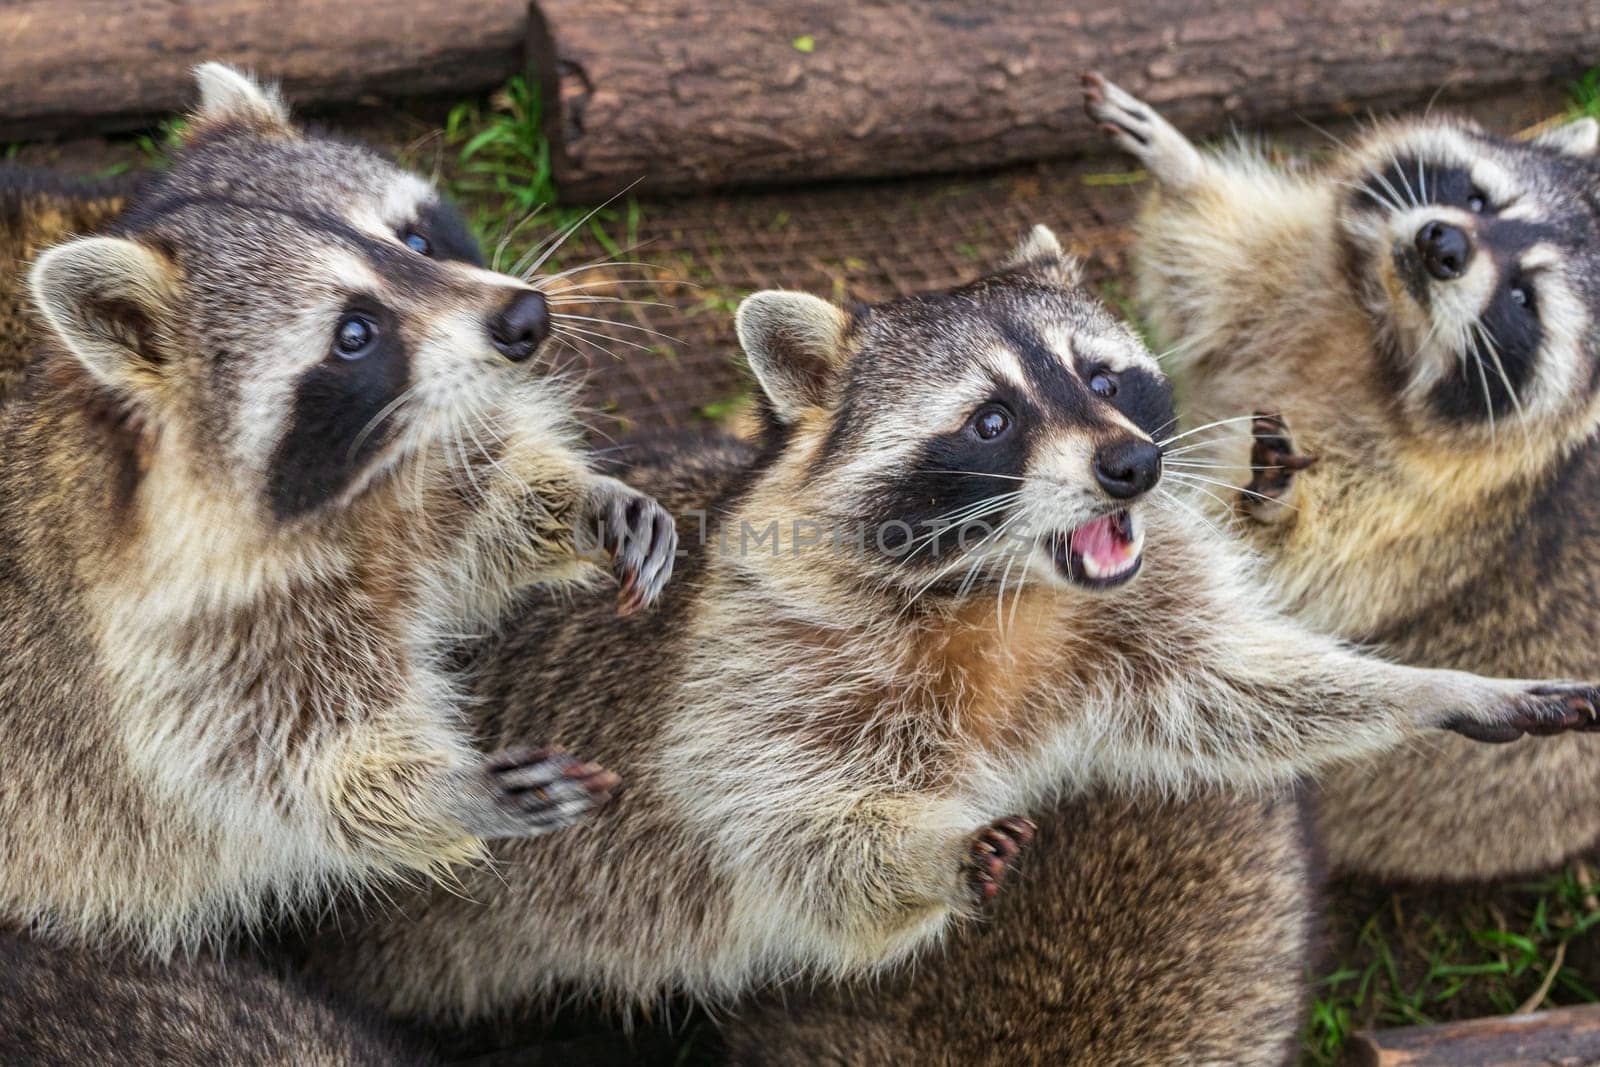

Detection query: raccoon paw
(1445, 685), (1600, 744)
(590, 481), (678, 615)
(963, 816), (1035, 907)
(1241, 412), (1316, 524)
(1081, 72), (1205, 191)
(456, 747), (620, 839)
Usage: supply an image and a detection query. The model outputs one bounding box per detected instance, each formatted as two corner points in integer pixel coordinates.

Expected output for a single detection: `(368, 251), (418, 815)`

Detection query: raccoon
(299, 226), (1600, 1024)
(0, 925), (435, 1067)
(0, 63), (677, 959)
(0, 168), (130, 403)
(1085, 72), (1600, 881)
(719, 788), (1316, 1067)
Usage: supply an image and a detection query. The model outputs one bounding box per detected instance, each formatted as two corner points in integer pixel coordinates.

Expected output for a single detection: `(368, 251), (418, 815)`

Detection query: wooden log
(0, 0), (528, 141)
(533, 0), (1600, 199)
(1340, 1005), (1600, 1066)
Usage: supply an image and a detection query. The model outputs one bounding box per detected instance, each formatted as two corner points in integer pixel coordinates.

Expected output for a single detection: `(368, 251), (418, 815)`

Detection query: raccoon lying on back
(304, 227), (1600, 1022)
(0, 64), (675, 956)
(1086, 73), (1600, 881)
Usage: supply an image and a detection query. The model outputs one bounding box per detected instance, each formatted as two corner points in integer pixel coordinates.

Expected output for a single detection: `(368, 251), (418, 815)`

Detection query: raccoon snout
(1414, 221), (1473, 281)
(1093, 439), (1162, 500)
(488, 289), (551, 363)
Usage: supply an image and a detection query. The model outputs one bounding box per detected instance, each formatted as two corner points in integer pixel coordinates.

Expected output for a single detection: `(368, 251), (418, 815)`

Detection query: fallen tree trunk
(0, 0), (527, 141)
(1341, 1005), (1600, 1066)
(4, 1), (1596, 199)
(533, 0), (1600, 199)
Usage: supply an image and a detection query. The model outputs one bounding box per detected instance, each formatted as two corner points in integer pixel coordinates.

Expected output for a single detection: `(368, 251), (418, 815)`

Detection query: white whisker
(1156, 414), (1263, 448)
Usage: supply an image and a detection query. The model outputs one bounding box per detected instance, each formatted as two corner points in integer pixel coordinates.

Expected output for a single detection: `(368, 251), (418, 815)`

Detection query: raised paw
(963, 816), (1035, 908)
(1081, 71), (1205, 191)
(1241, 412), (1316, 523)
(592, 482), (678, 615)
(1445, 685), (1600, 744)
(458, 746), (620, 839)
(1083, 71), (1157, 153)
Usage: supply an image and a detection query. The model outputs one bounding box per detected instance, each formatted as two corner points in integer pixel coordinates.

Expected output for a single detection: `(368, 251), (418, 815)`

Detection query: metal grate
(536, 155), (1144, 441)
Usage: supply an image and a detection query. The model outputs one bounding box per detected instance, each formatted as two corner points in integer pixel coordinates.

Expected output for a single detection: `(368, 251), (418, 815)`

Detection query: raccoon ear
(1002, 225), (1083, 288)
(1531, 116), (1599, 157)
(188, 62), (293, 138)
(30, 237), (179, 393)
(736, 291), (853, 423)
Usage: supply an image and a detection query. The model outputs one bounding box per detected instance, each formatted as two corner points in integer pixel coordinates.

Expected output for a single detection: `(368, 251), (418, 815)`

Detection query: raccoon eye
(1467, 190), (1488, 214)
(401, 229), (432, 257)
(334, 314), (378, 358)
(1089, 370), (1118, 398)
(968, 405), (1012, 442)
(1510, 284), (1535, 311)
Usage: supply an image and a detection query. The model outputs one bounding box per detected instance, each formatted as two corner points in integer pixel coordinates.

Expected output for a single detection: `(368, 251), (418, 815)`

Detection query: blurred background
(7, 2), (1600, 1062)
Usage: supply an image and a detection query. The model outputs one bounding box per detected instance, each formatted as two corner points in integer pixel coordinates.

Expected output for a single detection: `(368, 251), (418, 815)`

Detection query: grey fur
(1088, 71), (1600, 881)
(0, 64), (671, 964)
(299, 239), (1600, 1024)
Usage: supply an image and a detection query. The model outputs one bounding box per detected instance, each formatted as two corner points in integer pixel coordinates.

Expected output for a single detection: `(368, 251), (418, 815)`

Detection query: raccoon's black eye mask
(402, 201), (484, 267)
(1353, 157), (1489, 216)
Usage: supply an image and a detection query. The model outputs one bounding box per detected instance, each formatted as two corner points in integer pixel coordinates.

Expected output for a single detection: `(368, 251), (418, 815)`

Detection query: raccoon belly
(719, 788), (1314, 1067)
(0, 926), (436, 1066)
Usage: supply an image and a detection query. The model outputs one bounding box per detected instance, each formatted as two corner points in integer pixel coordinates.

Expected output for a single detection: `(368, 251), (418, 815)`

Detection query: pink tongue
(1070, 515), (1127, 570)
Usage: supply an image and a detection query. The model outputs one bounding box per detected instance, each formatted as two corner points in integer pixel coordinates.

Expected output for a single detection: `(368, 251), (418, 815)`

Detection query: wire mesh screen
(537, 156), (1144, 441)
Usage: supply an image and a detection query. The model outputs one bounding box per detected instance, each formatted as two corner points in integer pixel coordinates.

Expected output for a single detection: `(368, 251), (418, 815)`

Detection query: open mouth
(1049, 510), (1144, 589)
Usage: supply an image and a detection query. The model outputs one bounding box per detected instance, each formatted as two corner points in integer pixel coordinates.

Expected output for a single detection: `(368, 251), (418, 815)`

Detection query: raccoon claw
(1082, 71), (1204, 190)
(458, 746), (619, 839)
(1445, 686), (1600, 744)
(1083, 72), (1153, 150)
(1242, 412), (1316, 523)
(963, 816), (1035, 908)
(593, 483), (678, 616)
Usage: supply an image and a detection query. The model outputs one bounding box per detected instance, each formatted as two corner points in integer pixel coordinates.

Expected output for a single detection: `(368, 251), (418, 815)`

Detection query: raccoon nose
(1414, 221), (1473, 281)
(1093, 439), (1162, 500)
(488, 289), (550, 363)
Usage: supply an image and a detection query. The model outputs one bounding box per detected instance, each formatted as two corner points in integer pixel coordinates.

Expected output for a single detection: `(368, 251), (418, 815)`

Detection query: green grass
(1569, 65), (1600, 121)
(1302, 867), (1600, 1064)
(435, 76), (640, 270)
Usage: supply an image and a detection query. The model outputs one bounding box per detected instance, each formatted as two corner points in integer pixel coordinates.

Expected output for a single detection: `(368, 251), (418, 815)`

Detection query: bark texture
(1341, 1005), (1600, 1066)
(0, 0), (526, 140)
(535, 0), (1600, 198)
(4, 1), (1598, 198)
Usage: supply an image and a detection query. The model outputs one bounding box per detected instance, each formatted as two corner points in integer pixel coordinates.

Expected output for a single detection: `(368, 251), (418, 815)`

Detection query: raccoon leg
(451, 746), (619, 840)
(963, 816), (1037, 905)
(325, 734), (616, 876)
(1082, 72), (1209, 193)
(580, 474), (679, 615)
(722, 796), (1038, 973)
(1182, 647), (1600, 786)
(1240, 412), (1317, 524)
(1099, 573), (1600, 789)
(452, 430), (676, 620)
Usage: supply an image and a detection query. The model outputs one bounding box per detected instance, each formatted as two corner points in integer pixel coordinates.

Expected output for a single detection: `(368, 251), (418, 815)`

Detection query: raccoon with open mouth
(0, 63), (677, 971)
(1087, 72), (1600, 882)
(300, 227), (1600, 1028)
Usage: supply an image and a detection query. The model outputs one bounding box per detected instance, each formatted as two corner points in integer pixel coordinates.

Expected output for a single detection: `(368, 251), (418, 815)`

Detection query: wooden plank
(0, 0), (527, 141)
(1341, 1005), (1600, 1066)
(533, 0), (1600, 199)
